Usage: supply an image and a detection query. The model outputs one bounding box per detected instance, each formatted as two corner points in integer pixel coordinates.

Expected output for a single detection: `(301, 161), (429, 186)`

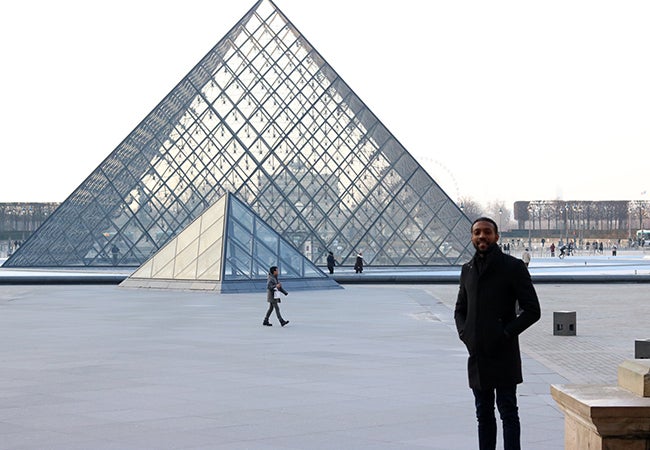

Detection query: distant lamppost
(628, 203), (633, 241)
(639, 204), (645, 232)
(527, 206), (532, 249)
(499, 208), (503, 232)
(527, 203), (539, 250)
(564, 203), (569, 245)
(641, 191), (648, 232)
(571, 205), (583, 247)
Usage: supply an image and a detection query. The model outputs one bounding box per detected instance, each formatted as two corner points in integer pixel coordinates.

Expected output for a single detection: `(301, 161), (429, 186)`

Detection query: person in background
(111, 244), (120, 266)
(521, 248), (531, 267)
(326, 251), (338, 274)
(354, 252), (364, 273)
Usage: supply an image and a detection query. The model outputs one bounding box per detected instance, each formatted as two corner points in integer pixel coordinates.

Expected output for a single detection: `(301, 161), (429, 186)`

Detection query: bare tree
(486, 201), (512, 231)
(457, 197), (484, 223)
(542, 202), (557, 229)
(629, 200), (650, 231)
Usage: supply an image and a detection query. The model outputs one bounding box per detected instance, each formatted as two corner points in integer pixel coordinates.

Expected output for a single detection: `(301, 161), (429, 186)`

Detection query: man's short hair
(269, 265), (278, 274)
(471, 217), (499, 234)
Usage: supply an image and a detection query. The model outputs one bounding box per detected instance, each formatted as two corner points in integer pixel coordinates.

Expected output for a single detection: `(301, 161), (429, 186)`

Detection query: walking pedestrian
(263, 266), (289, 327)
(454, 217), (541, 450)
(326, 251), (338, 274)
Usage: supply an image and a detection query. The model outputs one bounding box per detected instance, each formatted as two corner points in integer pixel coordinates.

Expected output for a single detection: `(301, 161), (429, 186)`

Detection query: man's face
(471, 221), (499, 253)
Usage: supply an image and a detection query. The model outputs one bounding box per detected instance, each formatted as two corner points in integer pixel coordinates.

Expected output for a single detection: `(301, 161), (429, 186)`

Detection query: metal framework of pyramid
(4, 0), (473, 269)
(120, 192), (339, 293)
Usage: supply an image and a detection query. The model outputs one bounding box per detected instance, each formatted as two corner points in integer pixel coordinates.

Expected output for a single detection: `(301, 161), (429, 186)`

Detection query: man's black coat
(454, 245), (541, 390)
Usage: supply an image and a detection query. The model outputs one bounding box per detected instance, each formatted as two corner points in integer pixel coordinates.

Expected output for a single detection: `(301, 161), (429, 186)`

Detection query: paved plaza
(2, 262), (649, 449)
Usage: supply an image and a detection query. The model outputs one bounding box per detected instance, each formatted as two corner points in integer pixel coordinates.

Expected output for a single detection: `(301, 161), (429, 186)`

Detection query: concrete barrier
(554, 311), (576, 336)
(635, 339), (650, 359)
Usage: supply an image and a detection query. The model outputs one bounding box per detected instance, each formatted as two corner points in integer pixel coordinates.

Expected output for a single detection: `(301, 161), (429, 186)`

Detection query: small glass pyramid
(120, 192), (340, 293)
(4, 0), (472, 269)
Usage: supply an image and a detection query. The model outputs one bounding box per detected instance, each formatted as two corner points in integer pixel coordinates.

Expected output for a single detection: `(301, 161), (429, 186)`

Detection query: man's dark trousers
(472, 385), (520, 450)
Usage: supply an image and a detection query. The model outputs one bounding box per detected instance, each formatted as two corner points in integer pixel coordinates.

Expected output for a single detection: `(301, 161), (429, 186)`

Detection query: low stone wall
(552, 359), (650, 449)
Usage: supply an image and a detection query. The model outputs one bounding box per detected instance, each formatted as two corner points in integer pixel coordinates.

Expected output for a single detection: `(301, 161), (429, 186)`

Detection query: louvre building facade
(4, 0), (472, 269)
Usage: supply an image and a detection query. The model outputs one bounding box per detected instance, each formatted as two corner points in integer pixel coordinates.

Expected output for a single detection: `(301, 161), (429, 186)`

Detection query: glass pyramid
(4, 0), (473, 269)
(120, 192), (339, 293)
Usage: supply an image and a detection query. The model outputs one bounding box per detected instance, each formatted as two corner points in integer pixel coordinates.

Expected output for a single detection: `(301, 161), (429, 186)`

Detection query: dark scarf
(474, 243), (500, 276)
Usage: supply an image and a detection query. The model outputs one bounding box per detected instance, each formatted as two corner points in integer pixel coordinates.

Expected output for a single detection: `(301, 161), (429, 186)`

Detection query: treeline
(512, 200), (648, 232)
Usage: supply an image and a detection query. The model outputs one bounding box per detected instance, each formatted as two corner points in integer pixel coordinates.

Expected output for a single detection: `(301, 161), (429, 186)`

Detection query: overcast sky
(2, 0), (649, 210)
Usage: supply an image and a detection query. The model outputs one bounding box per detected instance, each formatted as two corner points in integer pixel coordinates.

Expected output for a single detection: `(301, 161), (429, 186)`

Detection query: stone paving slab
(3, 282), (625, 449)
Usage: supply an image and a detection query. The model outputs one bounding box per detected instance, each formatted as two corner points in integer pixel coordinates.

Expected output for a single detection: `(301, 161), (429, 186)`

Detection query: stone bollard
(553, 311), (577, 336)
(635, 339), (650, 359)
(551, 359), (650, 449)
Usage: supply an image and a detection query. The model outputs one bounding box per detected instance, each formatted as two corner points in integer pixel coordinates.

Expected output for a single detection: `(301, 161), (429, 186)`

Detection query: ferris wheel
(414, 155), (462, 202)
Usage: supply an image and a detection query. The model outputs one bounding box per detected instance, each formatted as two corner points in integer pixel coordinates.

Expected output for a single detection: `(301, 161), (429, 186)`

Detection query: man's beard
(473, 241), (496, 255)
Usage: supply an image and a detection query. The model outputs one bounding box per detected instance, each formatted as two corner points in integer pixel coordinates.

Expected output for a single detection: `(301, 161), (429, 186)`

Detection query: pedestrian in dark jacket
(263, 266), (289, 327)
(326, 251), (338, 274)
(354, 252), (363, 273)
(454, 217), (541, 450)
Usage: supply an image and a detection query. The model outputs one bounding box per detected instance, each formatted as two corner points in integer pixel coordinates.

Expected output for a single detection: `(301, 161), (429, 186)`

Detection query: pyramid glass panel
(4, 0), (473, 269)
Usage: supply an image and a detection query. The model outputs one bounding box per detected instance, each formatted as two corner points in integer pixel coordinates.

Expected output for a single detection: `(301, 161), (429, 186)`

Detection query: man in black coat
(454, 217), (541, 450)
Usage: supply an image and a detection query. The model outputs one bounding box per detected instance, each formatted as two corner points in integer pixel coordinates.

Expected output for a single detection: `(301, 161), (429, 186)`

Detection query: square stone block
(618, 359), (650, 397)
(635, 340), (650, 359)
(554, 311), (576, 336)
